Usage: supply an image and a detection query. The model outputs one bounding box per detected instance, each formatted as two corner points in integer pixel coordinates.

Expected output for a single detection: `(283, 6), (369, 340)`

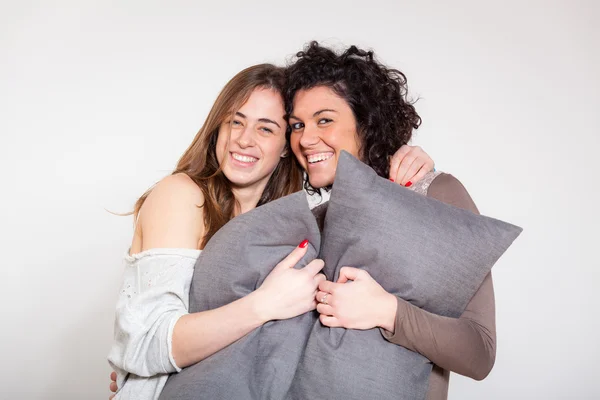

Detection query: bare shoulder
(154, 172), (203, 198)
(137, 173), (205, 251)
(427, 173), (479, 214)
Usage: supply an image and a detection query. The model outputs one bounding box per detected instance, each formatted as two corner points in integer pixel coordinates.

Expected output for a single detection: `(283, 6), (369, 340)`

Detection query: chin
(308, 175), (334, 190)
(224, 172), (252, 187)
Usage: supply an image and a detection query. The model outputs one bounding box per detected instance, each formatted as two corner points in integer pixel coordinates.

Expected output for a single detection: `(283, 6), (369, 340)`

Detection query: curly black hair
(284, 41), (421, 183)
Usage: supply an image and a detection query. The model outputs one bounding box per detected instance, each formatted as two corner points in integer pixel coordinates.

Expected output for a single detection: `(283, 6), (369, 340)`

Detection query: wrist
(247, 289), (273, 325)
(378, 292), (398, 333)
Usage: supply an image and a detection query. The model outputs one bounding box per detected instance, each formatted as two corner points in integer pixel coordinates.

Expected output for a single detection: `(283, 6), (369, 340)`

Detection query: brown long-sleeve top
(380, 173), (496, 400)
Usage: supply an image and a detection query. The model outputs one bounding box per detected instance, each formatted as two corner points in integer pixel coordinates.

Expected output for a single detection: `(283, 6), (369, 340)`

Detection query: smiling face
(215, 87), (288, 191)
(289, 86), (362, 189)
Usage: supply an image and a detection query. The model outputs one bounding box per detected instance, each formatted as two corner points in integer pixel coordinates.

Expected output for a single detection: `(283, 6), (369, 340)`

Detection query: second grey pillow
(289, 151), (523, 400)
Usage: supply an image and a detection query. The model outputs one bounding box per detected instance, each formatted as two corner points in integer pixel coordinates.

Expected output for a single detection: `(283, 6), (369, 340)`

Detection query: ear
(280, 148), (289, 158)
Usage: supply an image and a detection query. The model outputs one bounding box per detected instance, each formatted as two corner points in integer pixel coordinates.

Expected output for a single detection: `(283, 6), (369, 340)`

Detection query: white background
(1, 1), (598, 399)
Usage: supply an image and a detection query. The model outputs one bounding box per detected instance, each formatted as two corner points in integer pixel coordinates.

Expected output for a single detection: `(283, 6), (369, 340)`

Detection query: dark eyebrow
(258, 118), (281, 128)
(289, 109), (338, 121)
(236, 112), (280, 128)
(314, 109), (337, 117)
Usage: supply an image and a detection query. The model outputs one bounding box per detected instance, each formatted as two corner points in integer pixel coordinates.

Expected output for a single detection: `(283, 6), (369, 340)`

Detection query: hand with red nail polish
(254, 241), (326, 322)
(388, 145), (435, 186)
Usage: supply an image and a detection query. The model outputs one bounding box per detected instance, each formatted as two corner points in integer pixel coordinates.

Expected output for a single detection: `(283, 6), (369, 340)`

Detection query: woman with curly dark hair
(285, 42), (495, 400)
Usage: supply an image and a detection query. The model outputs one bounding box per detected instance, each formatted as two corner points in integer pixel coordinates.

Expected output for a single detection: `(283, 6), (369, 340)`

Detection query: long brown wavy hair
(133, 64), (304, 248)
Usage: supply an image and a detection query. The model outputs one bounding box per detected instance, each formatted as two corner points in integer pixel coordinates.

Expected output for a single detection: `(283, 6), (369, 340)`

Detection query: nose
(298, 124), (320, 148)
(235, 125), (255, 148)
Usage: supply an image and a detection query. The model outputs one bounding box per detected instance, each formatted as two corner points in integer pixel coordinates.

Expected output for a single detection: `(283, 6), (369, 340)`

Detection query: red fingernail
(405, 181), (412, 187)
(299, 240), (309, 248)
(389, 178), (395, 182)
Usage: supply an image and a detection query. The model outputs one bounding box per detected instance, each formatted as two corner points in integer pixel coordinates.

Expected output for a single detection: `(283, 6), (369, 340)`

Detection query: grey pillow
(159, 191), (322, 400)
(289, 151), (523, 400)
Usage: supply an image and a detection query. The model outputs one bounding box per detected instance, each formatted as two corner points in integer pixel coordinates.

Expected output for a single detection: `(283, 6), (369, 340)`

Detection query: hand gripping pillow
(160, 191), (321, 400)
(289, 151), (523, 400)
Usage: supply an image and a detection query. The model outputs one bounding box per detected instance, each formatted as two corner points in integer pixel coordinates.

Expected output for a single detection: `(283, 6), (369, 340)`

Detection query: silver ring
(320, 294), (329, 305)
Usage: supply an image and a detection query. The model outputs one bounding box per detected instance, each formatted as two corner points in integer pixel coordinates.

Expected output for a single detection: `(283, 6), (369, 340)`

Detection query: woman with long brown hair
(107, 63), (434, 399)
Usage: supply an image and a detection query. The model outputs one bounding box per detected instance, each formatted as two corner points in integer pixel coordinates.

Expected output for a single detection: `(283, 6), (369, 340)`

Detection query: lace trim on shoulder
(407, 171), (442, 196)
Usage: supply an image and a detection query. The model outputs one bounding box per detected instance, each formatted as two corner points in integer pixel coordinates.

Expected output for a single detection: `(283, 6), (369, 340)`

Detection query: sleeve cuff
(165, 311), (188, 373)
(379, 296), (407, 345)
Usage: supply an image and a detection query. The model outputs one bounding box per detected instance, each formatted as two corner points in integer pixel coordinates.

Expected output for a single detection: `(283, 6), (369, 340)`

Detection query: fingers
(318, 279), (338, 294)
(313, 273), (327, 285)
(320, 314), (342, 328)
(400, 151), (435, 186)
(391, 145), (435, 186)
(316, 303), (334, 315)
(273, 240), (309, 272)
(303, 259), (325, 276)
(315, 290), (331, 304)
(399, 156), (426, 186)
(396, 152), (421, 186)
(407, 164), (431, 187)
(388, 145), (411, 181)
(109, 370), (118, 396)
(412, 146), (434, 172)
(337, 266), (362, 283)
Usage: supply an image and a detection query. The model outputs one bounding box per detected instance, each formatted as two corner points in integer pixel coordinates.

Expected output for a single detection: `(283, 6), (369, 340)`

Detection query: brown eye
(291, 122), (304, 130)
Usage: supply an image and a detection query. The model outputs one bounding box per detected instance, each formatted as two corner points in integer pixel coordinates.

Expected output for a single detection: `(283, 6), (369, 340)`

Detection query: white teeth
(307, 153), (333, 164)
(232, 153), (258, 163)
